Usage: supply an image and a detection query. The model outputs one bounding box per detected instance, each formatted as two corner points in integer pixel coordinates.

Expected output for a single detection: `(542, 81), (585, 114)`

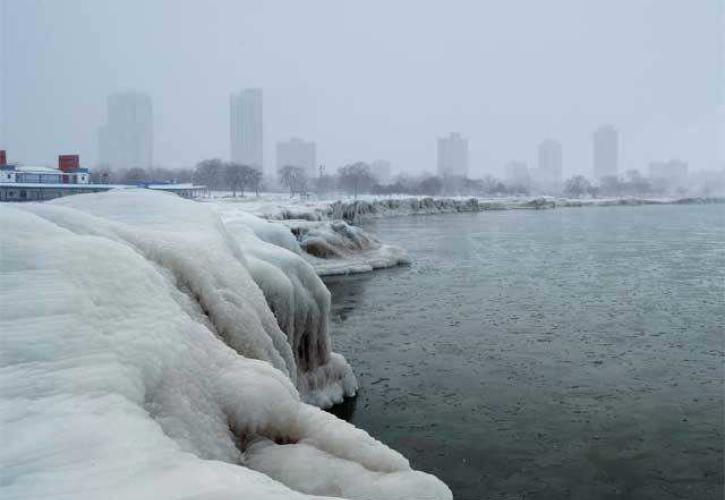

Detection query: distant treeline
(93, 160), (694, 199)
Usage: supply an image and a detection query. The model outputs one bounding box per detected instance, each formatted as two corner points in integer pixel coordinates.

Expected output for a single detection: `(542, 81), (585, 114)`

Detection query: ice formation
(1, 190), (451, 499)
(213, 201), (410, 276)
(214, 195), (483, 223)
(285, 219), (410, 276)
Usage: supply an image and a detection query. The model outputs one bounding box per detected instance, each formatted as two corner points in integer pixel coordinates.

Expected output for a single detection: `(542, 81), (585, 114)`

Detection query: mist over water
(327, 204), (724, 499)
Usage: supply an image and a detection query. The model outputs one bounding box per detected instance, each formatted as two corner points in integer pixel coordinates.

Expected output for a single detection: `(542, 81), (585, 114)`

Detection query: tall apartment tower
(537, 139), (563, 189)
(230, 89), (263, 172)
(505, 161), (530, 188)
(98, 91), (153, 169)
(276, 138), (316, 177)
(593, 125), (619, 180)
(437, 133), (469, 177)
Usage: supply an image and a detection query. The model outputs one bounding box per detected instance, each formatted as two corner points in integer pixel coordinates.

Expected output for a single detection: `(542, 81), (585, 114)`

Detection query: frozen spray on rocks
(1, 190), (452, 500)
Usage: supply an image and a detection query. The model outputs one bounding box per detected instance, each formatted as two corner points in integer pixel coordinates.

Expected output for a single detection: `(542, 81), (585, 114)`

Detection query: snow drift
(1, 190), (451, 500)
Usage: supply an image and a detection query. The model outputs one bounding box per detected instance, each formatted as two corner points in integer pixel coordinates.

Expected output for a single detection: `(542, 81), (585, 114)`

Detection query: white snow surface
(1, 190), (451, 500)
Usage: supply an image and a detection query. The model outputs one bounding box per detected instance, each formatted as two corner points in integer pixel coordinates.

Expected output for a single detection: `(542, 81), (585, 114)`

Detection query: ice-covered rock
(286, 219), (410, 276)
(213, 201), (410, 276)
(1, 190), (452, 499)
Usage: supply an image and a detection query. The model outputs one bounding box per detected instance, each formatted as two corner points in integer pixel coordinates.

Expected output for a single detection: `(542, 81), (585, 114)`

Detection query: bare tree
(564, 175), (592, 198)
(418, 176), (443, 195)
(337, 162), (376, 199)
(194, 159), (225, 191)
(122, 167), (148, 184)
(278, 165), (308, 198)
(224, 163), (245, 196)
(244, 167), (263, 196)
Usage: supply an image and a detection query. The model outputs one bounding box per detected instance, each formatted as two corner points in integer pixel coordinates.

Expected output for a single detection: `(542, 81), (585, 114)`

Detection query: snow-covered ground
(1, 190), (451, 500)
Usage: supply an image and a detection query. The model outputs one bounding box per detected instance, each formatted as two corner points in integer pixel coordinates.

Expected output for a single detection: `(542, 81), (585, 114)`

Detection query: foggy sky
(1, 0), (723, 177)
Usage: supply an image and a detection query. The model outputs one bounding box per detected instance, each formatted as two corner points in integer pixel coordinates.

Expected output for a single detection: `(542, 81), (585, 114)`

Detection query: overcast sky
(1, 0), (723, 177)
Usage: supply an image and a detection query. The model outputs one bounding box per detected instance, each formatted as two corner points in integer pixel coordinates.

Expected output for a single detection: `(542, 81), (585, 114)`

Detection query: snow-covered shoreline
(1, 190), (451, 500)
(208, 193), (723, 276)
(209, 193), (725, 224)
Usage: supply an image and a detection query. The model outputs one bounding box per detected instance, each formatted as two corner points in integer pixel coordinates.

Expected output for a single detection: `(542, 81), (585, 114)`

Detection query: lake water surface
(325, 204), (724, 500)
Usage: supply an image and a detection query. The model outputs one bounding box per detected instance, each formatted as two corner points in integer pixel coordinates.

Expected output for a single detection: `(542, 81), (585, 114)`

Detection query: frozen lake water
(326, 204), (724, 500)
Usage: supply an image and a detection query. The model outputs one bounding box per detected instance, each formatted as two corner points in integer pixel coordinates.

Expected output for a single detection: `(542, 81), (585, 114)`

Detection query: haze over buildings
(230, 89), (264, 173)
(593, 125), (619, 180)
(536, 139), (563, 190)
(505, 161), (530, 189)
(1, 1), (721, 176)
(370, 159), (392, 184)
(276, 137), (316, 177)
(649, 159), (688, 187)
(437, 133), (469, 177)
(98, 92), (153, 169)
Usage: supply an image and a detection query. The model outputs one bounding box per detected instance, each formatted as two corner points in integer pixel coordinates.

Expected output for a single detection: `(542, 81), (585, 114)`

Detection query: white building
(593, 125), (618, 180)
(276, 138), (316, 177)
(1, 153), (89, 185)
(0, 151), (206, 202)
(230, 89), (264, 173)
(98, 91), (153, 169)
(504, 161), (530, 188)
(536, 139), (563, 191)
(649, 159), (688, 189)
(437, 133), (469, 177)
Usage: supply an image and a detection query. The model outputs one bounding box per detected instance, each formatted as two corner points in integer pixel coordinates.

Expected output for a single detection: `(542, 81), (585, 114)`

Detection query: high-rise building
(437, 133), (468, 177)
(276, 138), (316, 177)
(230, 89), (263, 172)
(649, 159), (688, 188)
(98, 92), (153, 169)
(537, 139), (563, 190)
(504, 161), (530, 188)
(593, 125), (618, 180)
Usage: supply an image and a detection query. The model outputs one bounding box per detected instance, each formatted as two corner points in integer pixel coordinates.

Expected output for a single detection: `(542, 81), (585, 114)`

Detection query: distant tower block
(230, 89), (264, 173)
(593, 125), (619, 180)
(0, 150), (6, 165)
(98, 92), (154, 169)
(437, 133), (469, 177)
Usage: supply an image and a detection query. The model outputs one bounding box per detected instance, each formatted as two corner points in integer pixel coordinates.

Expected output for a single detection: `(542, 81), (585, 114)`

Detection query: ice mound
(1, 191), (452, 499)
(213, 202), (410, 276)
(329, 197), (481, 223)
(286, 219), (410, 276)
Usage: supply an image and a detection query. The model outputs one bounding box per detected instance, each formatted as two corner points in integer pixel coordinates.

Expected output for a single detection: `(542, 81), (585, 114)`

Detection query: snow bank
(1, 190), (451, 499)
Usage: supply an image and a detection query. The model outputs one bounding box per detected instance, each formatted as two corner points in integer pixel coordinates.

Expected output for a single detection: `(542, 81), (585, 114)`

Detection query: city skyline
(2, 1), (721, 177)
